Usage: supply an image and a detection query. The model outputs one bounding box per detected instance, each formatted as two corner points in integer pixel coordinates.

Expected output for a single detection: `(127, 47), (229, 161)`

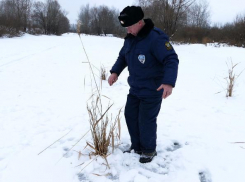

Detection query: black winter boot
(139, 151), (157, 163)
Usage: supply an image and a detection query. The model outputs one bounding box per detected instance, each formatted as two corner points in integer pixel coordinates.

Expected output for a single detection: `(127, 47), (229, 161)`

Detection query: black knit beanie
(118, 6), (144, 27)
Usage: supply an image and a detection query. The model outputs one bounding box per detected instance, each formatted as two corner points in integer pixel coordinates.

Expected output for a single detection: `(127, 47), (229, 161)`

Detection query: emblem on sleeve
(165, 42), (172, 50)
(138, 54), (145, 64)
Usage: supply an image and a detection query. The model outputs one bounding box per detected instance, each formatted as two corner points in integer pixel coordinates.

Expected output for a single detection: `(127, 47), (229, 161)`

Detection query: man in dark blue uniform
(108, 6), (179, 163)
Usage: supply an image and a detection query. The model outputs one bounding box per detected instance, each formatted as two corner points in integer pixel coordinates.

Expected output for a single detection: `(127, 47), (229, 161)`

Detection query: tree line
(1, 0), (244, 47)
(73, 4), (125, 37)
(0, 0), (70, 37)
(76, 0), (245, 47)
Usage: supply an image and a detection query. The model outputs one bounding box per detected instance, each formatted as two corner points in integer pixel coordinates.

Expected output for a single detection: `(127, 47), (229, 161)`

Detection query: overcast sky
(47, 0), (245, 25)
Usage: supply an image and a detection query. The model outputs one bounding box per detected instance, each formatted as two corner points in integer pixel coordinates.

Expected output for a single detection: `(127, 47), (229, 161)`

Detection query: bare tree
(18, 0), (32, 32)
(233, 14), (245, 47)
(78, 4), (91, 34)
(0, 0), (16, 35)
(137, 0), (194, 37)
(98, 6), (116, 36)
(32, 0), (69, 35)
(46, 0), (61, 34)
(7, 0), (32, 31)
(0, 0), (69, 36)
(78, 5), (125, 36)
(0, 1), (6, 36)
(208, 14), (245, 47)
(32, 1), (47, 34)
(187, 0), (210, 28)
(0, 0), (32, 36)
(90, 7), (102, 35)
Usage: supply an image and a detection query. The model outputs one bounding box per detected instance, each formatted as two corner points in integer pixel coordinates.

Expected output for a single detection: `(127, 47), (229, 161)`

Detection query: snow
(0, 33), (245, 182)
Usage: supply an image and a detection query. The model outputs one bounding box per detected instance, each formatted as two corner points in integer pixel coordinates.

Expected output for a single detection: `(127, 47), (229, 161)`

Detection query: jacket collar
(125, 19), (154, 39)
(137, 19), (154, 37)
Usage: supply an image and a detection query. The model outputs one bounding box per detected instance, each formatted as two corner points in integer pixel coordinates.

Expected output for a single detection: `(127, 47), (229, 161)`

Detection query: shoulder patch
(165, 42), (172, 50)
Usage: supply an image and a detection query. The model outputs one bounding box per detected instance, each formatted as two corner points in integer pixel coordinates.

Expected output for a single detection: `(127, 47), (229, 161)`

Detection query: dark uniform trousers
(124, 93), (162, 153)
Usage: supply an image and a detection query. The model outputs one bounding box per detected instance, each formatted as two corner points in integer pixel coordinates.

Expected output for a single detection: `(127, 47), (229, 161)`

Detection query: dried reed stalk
(86, 95), (121, 158)
(77, 21), (122, 171)
(38, 129), (73, 155)
(225, 60), (244, 97)
(38, 20), (121, 165)
(77, 20), (100, 95)
(100, 64), (107, 81)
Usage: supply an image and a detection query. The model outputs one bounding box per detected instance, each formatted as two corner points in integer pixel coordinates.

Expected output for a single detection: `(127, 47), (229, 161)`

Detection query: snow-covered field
(0, 33), (245, 182)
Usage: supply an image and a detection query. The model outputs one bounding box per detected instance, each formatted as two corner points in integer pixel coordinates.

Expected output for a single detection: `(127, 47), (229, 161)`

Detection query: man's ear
(138, 20), (142, 26)
(139, 19), (144, 26)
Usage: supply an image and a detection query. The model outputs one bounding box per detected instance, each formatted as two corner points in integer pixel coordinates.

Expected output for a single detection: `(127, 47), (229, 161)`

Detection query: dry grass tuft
(38, 20), (122, 169)
(225, 60), (244, 97)
(100, 64), (107, 81)
(77, 21), (122, 171)
(86, 95), (121, 168)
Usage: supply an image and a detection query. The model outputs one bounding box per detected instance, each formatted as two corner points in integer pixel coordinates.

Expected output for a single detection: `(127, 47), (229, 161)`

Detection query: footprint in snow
(166, 142), (182, 152)
(77, 173), (88, 181)
(63, 147), (73, 158)
(199, 171), (212, 182)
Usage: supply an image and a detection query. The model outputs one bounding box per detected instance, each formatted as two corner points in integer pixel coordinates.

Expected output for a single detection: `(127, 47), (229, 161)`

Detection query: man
(108, 6), (179, 163)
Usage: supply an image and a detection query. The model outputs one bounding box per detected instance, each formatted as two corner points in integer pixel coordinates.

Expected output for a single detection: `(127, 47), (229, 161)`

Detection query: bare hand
(157, 84), (173, 99)
(108, 73), (118, 86)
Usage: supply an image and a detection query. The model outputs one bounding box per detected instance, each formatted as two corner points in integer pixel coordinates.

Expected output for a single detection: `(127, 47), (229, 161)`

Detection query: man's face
(126, 22), (141, 36)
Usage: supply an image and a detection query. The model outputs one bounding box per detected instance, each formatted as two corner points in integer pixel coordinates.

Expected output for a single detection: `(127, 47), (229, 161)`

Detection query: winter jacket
(110, 19), (179, 96)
